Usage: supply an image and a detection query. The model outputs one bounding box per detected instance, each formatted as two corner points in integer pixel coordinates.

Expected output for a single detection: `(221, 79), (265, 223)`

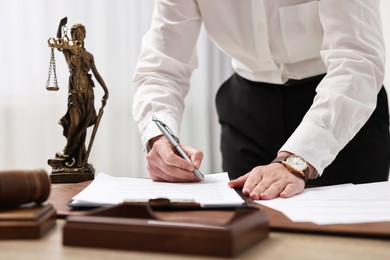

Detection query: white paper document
(71, 172), (245, 208)
(256, 181), (390, 225)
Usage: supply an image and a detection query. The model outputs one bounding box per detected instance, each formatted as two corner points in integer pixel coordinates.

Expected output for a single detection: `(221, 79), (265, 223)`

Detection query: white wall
(0, 0), (156, 177)
(0, 0), (229, 177)
(0, 0), (389, 177)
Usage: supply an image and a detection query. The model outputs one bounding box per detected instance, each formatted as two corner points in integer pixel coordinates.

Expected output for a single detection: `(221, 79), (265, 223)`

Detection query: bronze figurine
(46, 17), (109, 183)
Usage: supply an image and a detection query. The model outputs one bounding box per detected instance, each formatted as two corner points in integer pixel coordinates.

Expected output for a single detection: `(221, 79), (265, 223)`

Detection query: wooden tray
(63, 203), (269, 257)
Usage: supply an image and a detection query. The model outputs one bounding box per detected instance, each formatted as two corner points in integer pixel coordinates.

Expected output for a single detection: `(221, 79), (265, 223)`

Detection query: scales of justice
(45, 17), (109, 183)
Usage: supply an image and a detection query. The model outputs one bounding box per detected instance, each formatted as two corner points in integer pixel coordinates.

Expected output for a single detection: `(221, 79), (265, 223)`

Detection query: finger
(252, 175), (305, 200)
(228, 173), (249, 188)
(147, 164), (167, 182)
(256, 180), (287, 200)
(148, 143), (198, 182)
(242, 171), (264, 196)
(280, 180), (305, 198)
(161, 153), (200, 182)
(148, 162), (199, 183)
(181, 144), (204, 169)
(246, 166), (283, 200)
(153, 139), (194, 172)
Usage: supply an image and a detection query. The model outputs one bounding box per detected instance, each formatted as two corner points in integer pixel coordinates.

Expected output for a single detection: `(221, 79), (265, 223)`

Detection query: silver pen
(151, 115), (204, 181)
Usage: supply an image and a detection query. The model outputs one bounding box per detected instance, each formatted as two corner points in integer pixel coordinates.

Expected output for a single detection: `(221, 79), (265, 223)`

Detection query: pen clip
(151, 115), (180, 143)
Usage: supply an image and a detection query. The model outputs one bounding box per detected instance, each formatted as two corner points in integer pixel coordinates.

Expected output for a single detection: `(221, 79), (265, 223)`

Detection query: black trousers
(216, 73), (390, 186)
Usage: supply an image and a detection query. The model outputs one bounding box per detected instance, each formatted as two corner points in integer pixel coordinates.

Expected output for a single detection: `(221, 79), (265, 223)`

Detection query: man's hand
(228, 162), (305, 200)
(146, 135), (203, 182)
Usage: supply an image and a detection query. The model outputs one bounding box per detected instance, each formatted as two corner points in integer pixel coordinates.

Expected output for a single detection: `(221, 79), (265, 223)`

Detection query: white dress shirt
(132, 0), (385, 175)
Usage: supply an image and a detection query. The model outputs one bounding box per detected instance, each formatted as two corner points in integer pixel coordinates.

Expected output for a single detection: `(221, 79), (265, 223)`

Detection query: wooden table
(0, 219), (389, 260)
(3, 182), (389, 259)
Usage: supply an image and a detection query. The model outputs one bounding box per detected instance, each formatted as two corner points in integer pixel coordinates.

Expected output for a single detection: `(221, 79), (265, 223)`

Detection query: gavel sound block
(0, 170), (56, 239)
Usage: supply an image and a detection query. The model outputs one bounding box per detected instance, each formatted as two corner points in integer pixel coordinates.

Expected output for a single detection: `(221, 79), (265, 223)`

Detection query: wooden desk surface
(0, 220), (389, 260)
(4, 182), (386, 259)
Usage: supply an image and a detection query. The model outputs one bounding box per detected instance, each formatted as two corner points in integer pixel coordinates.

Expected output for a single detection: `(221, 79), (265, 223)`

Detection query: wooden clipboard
(258, 204), (390, 238)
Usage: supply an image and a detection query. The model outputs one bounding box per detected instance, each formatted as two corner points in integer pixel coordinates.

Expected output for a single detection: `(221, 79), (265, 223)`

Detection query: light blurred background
(0, 0), (389, 178)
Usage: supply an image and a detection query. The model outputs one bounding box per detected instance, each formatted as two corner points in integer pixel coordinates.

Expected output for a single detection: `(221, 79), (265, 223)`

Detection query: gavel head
(0, 169), (51, 208)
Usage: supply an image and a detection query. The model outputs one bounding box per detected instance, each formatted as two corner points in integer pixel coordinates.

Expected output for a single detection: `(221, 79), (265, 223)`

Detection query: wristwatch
(272, 155), (310, 182)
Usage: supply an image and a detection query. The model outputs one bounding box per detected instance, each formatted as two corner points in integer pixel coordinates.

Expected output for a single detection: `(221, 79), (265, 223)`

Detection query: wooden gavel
(0, 169), (51, 208)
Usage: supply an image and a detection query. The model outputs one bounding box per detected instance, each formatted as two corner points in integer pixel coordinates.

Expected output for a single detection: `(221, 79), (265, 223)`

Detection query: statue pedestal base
(48, 158), (95, 183)
(50, 171), (95, 183)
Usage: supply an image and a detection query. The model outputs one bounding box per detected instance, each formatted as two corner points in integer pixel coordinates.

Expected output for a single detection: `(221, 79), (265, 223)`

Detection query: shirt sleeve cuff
(139, 113), (180, 152)
(279, 121), (342, 175)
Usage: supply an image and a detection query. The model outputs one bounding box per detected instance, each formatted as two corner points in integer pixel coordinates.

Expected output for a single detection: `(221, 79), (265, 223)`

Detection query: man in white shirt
(132, 0), (390, 199)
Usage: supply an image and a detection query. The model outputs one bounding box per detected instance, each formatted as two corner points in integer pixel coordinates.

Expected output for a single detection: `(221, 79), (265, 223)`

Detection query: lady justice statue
(46, 17), (109, 183)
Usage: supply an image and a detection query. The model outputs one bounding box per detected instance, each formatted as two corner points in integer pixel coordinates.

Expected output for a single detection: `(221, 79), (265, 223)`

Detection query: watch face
(286, 156), (308, 172)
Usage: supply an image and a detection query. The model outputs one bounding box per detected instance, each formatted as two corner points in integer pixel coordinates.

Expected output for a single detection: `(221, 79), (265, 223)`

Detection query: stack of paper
(256, 181), (390, 225)
(71, 172), (245, 208)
